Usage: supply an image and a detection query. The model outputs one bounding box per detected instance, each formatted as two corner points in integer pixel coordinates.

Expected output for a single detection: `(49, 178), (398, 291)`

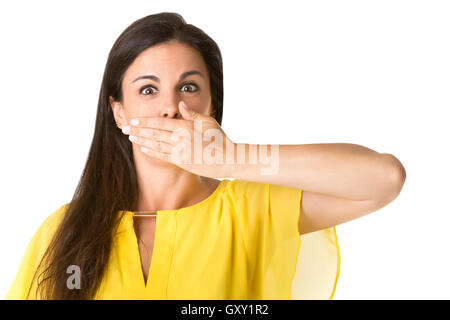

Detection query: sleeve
(4, 203), (68, 300)
(229, 179), (340, 300)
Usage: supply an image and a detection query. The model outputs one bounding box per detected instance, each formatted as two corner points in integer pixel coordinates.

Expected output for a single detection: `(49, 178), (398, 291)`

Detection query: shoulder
(224, 179), (300, 198)
(223, 179), (301, 215)
(32, 203), (70, 245)
(224, 178), (268, 195)
(4, 203), (70, 300)
(40, 203), (69, 230)
(26, 203), (70, 266)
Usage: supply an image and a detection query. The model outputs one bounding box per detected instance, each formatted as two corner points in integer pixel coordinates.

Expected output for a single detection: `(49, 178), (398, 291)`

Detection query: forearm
(224, 142), (406, 201)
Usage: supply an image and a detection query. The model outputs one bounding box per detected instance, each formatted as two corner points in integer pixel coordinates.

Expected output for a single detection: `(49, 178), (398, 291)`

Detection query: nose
(159, 101), (181, 119)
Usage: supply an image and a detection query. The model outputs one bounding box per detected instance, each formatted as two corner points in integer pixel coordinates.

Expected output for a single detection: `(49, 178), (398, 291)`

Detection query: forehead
(123, 41), (208, 82)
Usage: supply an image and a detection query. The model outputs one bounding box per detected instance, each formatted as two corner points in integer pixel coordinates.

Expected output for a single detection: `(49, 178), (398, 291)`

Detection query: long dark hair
(29, 12), (223, 299)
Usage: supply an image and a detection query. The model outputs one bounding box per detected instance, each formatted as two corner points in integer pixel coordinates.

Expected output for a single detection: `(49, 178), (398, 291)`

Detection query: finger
(129, 135), (173, 154)
(140, 145), (172, 162)
(130, 127), (174, 144)
(130, 116), (189, 131)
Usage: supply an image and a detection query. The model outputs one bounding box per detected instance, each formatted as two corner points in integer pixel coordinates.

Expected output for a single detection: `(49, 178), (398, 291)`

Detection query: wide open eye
(180, 82), (199, 93)
(140, 85), (158, 95)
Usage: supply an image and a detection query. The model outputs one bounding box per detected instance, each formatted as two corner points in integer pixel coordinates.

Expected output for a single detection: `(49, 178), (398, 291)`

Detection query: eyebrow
(132, 70), (205, 83)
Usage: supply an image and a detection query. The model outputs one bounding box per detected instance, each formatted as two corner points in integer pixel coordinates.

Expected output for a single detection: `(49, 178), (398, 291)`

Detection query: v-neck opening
(132, 216), (156, 288)
(128, 212), (177, 292)
(122, 178), (230, 294)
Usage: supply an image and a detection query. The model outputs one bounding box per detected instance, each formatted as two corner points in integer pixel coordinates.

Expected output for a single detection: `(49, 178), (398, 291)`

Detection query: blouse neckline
(123, 178), (230, 217)
(117, 178), (231, 292)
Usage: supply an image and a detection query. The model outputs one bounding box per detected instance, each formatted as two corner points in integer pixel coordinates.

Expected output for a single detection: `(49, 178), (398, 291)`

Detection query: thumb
(179, 101), (201, 120)
(178, 101), (196, 120)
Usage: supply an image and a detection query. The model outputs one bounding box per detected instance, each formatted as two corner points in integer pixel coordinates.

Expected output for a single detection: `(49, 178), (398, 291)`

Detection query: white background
(1, 0), (449, 299)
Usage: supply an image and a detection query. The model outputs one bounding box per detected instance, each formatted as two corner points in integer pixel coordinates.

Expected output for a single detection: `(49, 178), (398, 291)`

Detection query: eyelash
(139, 82), (199, 95)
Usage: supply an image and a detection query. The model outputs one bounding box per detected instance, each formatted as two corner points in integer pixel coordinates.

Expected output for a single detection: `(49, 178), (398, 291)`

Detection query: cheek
(123, 95), (157, 115)
(187, 93), (212, 114)
(187, 103), (209, 115)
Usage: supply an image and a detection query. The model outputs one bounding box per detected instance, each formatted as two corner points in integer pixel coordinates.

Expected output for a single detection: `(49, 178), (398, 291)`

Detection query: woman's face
(110, 40), (214, 126)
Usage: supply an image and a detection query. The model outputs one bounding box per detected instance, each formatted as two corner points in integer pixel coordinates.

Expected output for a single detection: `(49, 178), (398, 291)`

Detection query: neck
(132, 147), (210, 212)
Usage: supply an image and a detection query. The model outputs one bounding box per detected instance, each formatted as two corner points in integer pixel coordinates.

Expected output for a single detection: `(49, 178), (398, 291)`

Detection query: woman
(6, 12), (406, 300)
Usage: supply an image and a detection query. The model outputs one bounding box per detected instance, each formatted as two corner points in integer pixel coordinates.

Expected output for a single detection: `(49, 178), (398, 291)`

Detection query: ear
(109, 96), (127, 127)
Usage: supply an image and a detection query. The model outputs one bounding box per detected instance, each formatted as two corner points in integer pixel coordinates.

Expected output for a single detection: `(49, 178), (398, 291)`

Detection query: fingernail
(122, 126), (131, 133)
(130, 119), (139, 126)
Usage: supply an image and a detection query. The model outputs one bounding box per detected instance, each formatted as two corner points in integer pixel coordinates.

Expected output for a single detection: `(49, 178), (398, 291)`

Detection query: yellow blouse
(5, 178), (340, 300)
